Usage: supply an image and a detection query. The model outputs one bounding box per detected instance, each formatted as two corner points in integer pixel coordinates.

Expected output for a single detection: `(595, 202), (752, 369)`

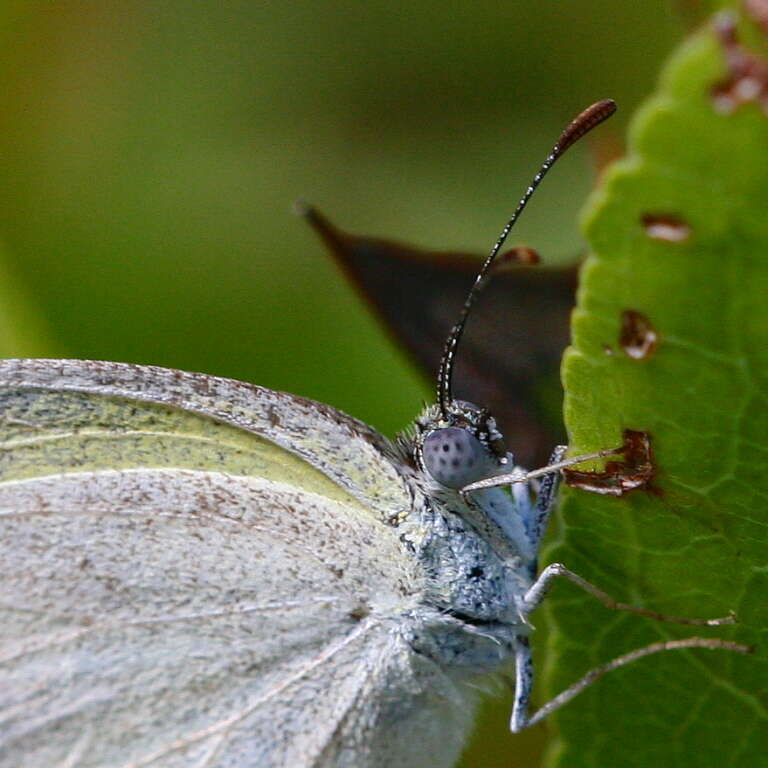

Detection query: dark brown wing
(303, 207), (578, 466)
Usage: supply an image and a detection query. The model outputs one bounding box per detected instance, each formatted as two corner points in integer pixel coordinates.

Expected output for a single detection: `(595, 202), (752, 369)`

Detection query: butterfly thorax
(393, 402), (537, 672)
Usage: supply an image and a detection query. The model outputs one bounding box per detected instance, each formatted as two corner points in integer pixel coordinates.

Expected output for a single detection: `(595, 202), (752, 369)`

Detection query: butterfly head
(413, 402), (509, 490)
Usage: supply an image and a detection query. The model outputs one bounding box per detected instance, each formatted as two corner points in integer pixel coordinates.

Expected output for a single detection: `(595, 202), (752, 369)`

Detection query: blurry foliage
(0, 0), (686, 442)
(0, 249), (50, 357)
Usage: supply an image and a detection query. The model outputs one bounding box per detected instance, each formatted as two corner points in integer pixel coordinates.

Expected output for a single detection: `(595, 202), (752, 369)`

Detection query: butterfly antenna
(436, 99), (617, 419)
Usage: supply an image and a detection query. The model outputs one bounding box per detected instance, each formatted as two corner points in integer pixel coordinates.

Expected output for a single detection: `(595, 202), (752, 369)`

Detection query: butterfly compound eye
(422, 427), (492, 489)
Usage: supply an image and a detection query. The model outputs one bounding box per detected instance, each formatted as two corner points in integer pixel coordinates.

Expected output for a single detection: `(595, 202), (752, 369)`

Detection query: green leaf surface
(549, 13), (768, 768)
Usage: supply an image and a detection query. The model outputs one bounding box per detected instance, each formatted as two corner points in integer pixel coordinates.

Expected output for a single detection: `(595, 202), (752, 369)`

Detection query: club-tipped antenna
(436, 99), (617, 419)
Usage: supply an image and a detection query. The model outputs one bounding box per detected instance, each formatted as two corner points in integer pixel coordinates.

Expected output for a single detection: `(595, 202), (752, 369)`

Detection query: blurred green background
(0, 2), (703, 765)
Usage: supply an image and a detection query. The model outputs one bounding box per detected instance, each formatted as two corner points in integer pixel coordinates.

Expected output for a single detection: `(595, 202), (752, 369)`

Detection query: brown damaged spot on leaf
(641, 213), (692, 242)
(620, 309), (658, 359)
(712, 11), (768, 115)
(564, 429), (655, 496)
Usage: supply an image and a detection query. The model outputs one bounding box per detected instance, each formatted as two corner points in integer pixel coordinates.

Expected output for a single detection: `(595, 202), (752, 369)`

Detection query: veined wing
(0, 468), (475, 768)
(0, 359), (410, 518)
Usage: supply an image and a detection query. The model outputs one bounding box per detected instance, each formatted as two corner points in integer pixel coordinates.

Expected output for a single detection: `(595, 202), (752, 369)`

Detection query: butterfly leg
(526, 445), (567, 556)
(521, 563), (736, 625)
(508, 465), (534, 535)
(510, 635), (751, 731)
(510, 635), (535, 733)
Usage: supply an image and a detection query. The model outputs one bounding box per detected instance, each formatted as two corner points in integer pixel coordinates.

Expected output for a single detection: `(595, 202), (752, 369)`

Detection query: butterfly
(0, 101), (748, 768)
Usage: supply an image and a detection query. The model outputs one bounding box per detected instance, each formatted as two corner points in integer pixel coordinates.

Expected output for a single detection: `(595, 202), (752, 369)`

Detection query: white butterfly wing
(0, 361), (474, 768)
(0, 359), (411, 517)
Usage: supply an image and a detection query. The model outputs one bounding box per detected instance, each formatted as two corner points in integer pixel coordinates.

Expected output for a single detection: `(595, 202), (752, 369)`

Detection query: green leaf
(0, 243), (51, 357)
(550, 13), (768, 768)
